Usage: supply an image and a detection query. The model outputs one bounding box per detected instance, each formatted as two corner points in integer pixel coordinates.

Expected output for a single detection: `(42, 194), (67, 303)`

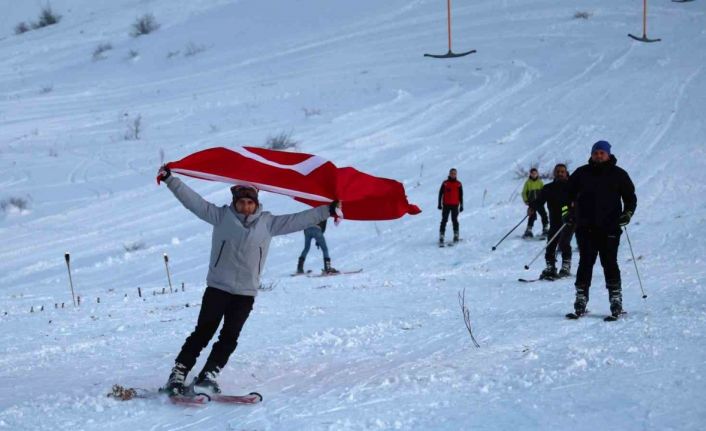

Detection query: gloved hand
(157, 165), (171, 182)
(562, 206), (575, 227)
(438, 204), (442, 210)
(618, 211), (633, 227)
(315, 242), (321, 250)
(459, 205), (464, 213)
(527, 207), (536, 217)
(329, 200), (341, 217)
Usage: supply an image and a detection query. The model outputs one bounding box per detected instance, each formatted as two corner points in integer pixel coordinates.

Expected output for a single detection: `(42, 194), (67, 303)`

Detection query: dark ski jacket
(439, 178), (463, 207)
(568, 155), (637, 232)
(531, 179), (571, 228)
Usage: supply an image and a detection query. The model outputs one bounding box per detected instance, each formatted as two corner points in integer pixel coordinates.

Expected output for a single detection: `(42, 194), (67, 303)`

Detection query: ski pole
(163, 253), (173, 292)
(524, 223), (568, 270)
(491, 214), (528, 251)
(624, 227), (647, 299)
(64, 252), (77, 307)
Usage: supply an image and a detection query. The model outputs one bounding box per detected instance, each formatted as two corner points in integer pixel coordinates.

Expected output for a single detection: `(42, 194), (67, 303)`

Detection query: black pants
(575, 227), (622, 298)
(545, 224), (574, 265)
(175, 287), (254, 372)
(440, 204), (459, 235)
(528, 205), (548, 228)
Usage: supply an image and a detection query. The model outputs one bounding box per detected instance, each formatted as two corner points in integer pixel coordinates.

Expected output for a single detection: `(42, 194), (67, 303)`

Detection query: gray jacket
(165, 177), (330, 297)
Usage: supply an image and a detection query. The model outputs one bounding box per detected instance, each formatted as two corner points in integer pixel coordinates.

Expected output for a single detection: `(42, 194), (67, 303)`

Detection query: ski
(565, 311), (589, 319)
(518, 278), (540, 283)
(290, 270), (312, 277)
(604, 311), (627, 322)
(308, 269), (363, 278)
(212, 392), (263, 404)
(110, 385), (262, 406)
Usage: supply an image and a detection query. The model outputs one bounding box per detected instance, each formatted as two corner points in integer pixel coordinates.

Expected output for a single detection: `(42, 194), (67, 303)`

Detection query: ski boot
(540, 224), (549, 238)
(161, 362), (189, 396)
(558, 260), (571, 278)
(439, 233), (445, 247)
(522, 228), (533, 239)
(573, 285), (589, 316)
(296, 257), (305, 274)
(539, 263), (558, 280)
(323, 258), (339, 274)
(608, 283), (623, 318)
(194, 362), (221, 394)
(453, 231), (460, 243)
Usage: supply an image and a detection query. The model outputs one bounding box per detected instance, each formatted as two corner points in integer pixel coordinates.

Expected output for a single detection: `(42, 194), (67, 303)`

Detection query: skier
(522, 168), (548, 238)
(157, 165), (339, 395)
(565, 141), (636, 318)
(438, 168), (463, 245)
(529, 164), (574, 280)
(297, 220), (338, 274)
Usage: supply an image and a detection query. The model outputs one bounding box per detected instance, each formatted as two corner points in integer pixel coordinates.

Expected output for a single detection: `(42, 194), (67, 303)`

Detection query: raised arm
(165, 176), (224, 225)
(268, 205), (330, 236)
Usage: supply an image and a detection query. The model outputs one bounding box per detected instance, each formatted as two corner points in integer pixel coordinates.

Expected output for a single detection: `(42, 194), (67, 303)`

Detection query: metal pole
(624, 227), (647, 299)
(163, 253), (173, 292)
(64, 252), (76, 307)
(643, 0), (648, 38)
(447, 0), (453, 52)
(492, 214), (529, 251)
(524, 224), (568, 270)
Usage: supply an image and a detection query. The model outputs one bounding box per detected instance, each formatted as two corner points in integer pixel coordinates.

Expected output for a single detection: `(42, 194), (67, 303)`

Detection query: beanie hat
(591, 140), (611, 155)
(231, 185), (259, 204)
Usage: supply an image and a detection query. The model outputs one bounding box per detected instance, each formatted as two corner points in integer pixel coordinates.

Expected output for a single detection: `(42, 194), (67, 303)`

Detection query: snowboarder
(157, 165), (339, 395)
(438, 168), (463, 245)
(529, 163), (574, 280)
(297, 220), (338, 274)
(522, 168), (548, 238)
(565, 141), (637, 318)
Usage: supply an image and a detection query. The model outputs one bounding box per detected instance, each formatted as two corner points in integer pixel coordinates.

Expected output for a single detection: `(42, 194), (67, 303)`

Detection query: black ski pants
(575, 226), (622, 298)
(175, 287), (254, 372)
(440, 204), (460, 235)
(527, 204), (548, 229)
(545, 224), (574, 266)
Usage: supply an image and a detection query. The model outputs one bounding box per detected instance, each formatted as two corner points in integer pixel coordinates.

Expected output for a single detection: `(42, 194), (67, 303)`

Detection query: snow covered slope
(1, 0), (705, 429)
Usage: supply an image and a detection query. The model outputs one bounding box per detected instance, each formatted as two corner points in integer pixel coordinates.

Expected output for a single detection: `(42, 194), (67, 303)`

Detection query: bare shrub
(1, 197), (29, 213)
(124, 115), (142, 140)
(302, 107), (321, 118)
(39, 84), (53, 94)
(92, 43), (113, 61)
(166, 50), (180, 59)
(574, 11), (592, 19)
(265, 131), (298, 150)
(183, 42), (206, 57)
(123, 241), (146, 253)
(14, 22), (30, 35)
(130, 14), (160, 37)
(458, 288), (480, 348)
(127, 49), (139, 60)
(33, 6), (62, 29)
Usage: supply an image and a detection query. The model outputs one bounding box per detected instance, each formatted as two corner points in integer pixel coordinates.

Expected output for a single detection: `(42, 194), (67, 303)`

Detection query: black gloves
(459, 205), (464, 213)
(157, 165), (171, 181)
(438, 204), (442, 210)
(329, 200), (340, 217)
(618, 211), (633, 227)
(562, 205), (575, 227)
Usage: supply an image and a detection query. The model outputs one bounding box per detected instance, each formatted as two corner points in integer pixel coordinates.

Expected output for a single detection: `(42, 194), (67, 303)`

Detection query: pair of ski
(518, 274), (570, 283)
(158, 388), (262, 406)
(565, 310), (627, 322)
(291, 269), (363, 277)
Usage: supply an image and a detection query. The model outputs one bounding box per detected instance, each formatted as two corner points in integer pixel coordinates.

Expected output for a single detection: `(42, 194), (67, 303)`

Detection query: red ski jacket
(438, 179), (463, 206)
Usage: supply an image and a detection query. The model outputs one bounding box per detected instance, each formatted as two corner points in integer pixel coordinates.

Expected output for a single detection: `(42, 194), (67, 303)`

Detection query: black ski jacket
(531, 179), (571, 228)
(568, 155), (637, 232)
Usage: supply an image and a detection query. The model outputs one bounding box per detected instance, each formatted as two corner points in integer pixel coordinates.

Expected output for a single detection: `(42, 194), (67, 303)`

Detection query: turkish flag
(160, 147), (421, 221)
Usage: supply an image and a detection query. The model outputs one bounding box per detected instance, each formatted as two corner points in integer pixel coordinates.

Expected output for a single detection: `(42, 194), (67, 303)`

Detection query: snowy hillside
(1, 0), (705, 429)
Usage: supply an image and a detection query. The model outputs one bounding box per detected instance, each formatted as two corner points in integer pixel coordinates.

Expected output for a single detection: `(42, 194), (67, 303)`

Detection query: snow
(1, 0), (706, 429)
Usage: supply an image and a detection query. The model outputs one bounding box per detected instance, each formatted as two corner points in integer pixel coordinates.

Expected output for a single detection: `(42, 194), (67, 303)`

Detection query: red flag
(160, 147), (421, 221)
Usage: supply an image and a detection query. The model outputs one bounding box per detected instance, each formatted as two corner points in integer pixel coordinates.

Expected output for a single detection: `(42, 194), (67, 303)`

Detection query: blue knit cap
(591, 140), (611, 154)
